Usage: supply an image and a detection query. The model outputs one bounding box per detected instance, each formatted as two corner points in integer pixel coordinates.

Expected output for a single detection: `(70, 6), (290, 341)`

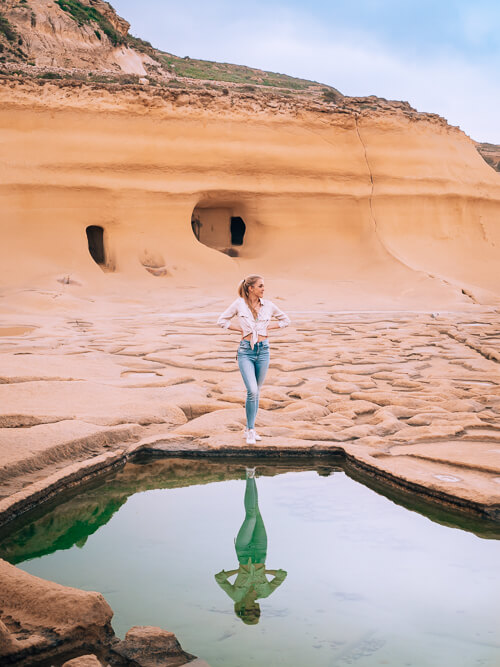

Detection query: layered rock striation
(0, 75), (499, 308)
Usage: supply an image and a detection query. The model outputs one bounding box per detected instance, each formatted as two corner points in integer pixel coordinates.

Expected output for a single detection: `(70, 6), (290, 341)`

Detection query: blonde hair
(238, 275), (263, 320)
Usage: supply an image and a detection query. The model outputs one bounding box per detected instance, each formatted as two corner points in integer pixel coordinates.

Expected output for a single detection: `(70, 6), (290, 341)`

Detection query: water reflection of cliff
(1, 457), (498, 565)
(0, 459), (337, 564)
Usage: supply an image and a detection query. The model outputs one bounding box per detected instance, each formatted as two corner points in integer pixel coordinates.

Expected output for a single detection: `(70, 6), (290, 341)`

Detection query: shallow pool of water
(2, 458), (500, 667)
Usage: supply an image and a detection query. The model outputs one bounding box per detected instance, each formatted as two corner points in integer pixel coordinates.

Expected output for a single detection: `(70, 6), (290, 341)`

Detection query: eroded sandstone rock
(114, 625), (195, 666)
(62, 655), (102, 667)
(0, 558), (113, 662)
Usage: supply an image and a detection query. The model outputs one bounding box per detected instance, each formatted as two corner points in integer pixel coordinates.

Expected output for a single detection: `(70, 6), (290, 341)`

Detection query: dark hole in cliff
(86, 225), (105, 266)
(230, 217), (246, 245)
(191, 206), (247, 256)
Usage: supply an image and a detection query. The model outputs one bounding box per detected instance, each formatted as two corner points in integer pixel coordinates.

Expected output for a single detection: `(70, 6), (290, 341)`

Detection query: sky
(111, 0), (500, 142)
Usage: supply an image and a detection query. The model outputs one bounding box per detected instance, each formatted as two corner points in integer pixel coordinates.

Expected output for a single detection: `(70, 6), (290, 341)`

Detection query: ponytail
(238, 278), (248, 300)
(238, 275), (262, 320)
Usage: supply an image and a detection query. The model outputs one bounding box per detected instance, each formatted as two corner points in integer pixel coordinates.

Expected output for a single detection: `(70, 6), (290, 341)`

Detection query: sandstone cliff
(0, 0), (499, 310)
(0, 74), (499, 310)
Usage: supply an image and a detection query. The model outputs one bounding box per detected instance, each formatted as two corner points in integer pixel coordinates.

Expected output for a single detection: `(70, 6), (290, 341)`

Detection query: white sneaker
(246, 428), (257, 445)
(244, 428), (262, 441)
(246, 467), (256, 478)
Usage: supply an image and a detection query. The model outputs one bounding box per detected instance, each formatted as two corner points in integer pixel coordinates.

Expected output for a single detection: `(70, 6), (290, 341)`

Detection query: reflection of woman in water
(214, 468), (287, 624)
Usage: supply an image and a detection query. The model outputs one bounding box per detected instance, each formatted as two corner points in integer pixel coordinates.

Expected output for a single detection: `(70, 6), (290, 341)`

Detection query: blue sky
(112, 0), (499, 142)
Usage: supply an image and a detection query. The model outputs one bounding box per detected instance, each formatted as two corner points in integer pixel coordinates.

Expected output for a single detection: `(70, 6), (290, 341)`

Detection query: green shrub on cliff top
(157, 52), (316, 90)
(0, 13), (17, 42)
(55, 0), (125, 46)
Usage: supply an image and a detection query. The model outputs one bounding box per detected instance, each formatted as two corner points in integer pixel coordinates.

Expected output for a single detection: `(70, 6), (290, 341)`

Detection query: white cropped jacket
(217, 297), (290, 346)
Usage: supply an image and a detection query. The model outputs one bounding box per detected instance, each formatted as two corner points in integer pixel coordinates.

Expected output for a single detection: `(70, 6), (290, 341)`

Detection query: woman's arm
(216, 568), (239, 578)
(267, 571), (287, 592)
(214, 569), (251, 602)
(214, 570), (238, 601)
(271, 303), (291, 329)
(227, 322), (244, 333)
(258, 569), (288, 599)
(217, 300), (240, 330)
(266, 322), (281, 331)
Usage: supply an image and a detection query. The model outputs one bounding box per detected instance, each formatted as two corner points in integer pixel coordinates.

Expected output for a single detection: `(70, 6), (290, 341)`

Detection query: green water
(1, 458), (500, 667)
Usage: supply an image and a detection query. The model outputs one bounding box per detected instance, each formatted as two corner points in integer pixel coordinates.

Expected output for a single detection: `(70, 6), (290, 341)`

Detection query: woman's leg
(251, 510), (268, 564)
(252, 346), (270, 426)
(255, 348), (270, 391)
(238, 352), (259, 430)
(235, 478), (268, 564)
(235, 477), (258, 560)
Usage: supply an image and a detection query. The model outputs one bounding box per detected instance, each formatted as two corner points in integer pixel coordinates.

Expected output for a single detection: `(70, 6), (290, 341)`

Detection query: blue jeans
(237, 340), (270, 430)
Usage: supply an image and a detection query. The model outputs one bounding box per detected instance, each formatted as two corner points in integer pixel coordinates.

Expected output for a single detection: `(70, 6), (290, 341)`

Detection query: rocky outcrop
(81, 0), (130, 36)
(0, 557), (200, 665)
(62, 656), (102, 667)
(114, 626), (195, 666)
(476, 141), (500, 172)
(0, 558), (113, 663)
(0, 0), (154, 74)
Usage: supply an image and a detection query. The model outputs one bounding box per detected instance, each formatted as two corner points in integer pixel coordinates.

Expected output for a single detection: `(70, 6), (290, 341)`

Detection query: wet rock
(0, 619), (16, 653)
(114, 625), (195, 666)
(62, 655), (102, 667)
(0, 558), (113, 663)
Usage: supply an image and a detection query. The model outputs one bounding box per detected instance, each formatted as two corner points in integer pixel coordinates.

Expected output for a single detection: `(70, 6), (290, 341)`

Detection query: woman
(214, 467), (287, 624)
(217, 275), (290, 444)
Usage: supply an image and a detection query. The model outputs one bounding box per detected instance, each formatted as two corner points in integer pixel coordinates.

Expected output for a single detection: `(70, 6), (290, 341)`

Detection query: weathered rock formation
(0, 557), (113, 662)
(0, 75), (499, 309)
(115, 626), (195, 667)
(0, 554), (198, 664)
(1, 2), (497, 305)
(62, 656), (102, 667)
(0, 0), (153, 74)
(476, 141), (500, 172)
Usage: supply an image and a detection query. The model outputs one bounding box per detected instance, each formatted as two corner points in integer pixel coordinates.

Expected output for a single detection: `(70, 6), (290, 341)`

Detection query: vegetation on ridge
(55, 0), (125, 46)
(0, 12), (17, 43)
(155, 52), (323, 90)
(0, 10), (27, 62)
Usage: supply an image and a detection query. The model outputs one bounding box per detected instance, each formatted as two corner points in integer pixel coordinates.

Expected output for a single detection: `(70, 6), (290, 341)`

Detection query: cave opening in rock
(230, 217), (246, 245)
(191, 205), (248, 256)
(86, 225), (105, 266)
